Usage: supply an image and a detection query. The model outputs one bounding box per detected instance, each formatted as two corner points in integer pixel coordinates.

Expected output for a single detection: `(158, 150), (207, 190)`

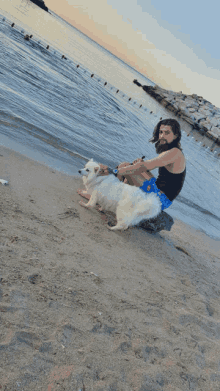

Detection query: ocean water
(1, 0), (220, 239)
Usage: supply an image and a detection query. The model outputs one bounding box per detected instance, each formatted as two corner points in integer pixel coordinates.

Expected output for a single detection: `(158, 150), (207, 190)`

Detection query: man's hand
(118, 160), (144, 176)
(132, 157), (144, 165)
(98, 164), (109, 176)
(117, 162), (131, 169)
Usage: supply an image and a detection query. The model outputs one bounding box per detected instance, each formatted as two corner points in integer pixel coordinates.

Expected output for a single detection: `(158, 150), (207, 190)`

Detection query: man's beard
(155, 138), (179, 154)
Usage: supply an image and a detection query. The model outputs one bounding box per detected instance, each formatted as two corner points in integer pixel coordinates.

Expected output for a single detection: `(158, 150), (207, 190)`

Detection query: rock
(208, 127), (220, 140)
(133, 80), (220, 144)
(176, 102), (189, 113)
(187, 108), (197, 113)
(193, 112), (206, 122)
(133, 79), (142, 87)
(172, 102), (182, 111)
(209, 117), (220, 127)
(198, 108), (211, 116)
(160, 99), (169, 108)
(198, 120), (212, 132)
(138, 211), (174, 233)
(28, 274), (40, 284)
(142, 85), (156, 95)
(184, 99), (200, 109)
(179, 115), (195, 126)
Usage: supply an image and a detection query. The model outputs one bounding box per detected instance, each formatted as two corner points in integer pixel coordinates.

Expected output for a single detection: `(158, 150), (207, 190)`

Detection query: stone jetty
(133, 80), (220, 145)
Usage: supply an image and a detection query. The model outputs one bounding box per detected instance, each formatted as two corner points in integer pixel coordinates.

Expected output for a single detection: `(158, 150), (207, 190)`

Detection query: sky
(45, 0), (220, 107)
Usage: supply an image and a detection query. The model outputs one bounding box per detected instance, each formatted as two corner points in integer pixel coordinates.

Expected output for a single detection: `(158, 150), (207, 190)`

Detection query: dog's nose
(78, 170), (81, 173)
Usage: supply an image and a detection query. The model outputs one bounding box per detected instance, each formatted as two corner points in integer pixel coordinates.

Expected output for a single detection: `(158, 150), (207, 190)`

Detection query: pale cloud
(45, 0), (220, 106)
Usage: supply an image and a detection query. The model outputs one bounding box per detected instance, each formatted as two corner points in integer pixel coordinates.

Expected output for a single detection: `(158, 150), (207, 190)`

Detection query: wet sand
(0, 145), (220, 391)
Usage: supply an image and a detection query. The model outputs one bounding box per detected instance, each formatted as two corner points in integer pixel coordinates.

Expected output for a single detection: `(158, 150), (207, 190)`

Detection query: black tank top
(155, 167), (186, 201)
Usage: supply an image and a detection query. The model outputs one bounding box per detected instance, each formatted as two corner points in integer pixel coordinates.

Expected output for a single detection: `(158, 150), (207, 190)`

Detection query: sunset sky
(45, 0), (220, 106)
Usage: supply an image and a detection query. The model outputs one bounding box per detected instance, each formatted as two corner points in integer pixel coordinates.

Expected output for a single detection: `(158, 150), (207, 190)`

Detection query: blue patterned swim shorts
(140, 178), (172, 211)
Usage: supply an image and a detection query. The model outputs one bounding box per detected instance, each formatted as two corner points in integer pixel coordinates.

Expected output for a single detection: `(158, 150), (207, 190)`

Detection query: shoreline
(1, 144), (220, 389)
(1, 143), (220, 240)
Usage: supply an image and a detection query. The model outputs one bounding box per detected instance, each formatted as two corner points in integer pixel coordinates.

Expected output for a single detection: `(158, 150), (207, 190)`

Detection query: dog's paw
(107, 225), (122, 231)
(107, 225), (114, 230)
(107, 223), (128, 231)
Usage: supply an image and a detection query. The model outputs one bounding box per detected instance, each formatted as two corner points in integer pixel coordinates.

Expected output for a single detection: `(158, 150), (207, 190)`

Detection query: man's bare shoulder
(173, 147), (185, 160)
(168, 148), (185, 171)
(157, 148), (185, 170)
(172, 147), (183, 153)
(165, 147), (184, 158)
(160, 147), (182, 158)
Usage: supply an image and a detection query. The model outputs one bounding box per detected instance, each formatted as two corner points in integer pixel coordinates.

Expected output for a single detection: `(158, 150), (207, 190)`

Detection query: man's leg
(117, 162), (154, 187)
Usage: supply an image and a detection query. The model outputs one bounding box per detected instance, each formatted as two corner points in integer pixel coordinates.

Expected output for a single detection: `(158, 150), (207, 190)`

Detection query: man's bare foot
(77, 189), (91, 200)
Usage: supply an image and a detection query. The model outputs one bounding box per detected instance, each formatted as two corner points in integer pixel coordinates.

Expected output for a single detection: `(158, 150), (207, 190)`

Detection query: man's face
(159, 125), (177, 145)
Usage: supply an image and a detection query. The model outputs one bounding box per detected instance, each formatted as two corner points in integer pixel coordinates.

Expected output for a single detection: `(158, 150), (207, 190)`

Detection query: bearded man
(116, 119), (186, 211)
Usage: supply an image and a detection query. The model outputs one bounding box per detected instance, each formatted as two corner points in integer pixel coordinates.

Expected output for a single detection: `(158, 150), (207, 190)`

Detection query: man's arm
(118, 148), (181, 175)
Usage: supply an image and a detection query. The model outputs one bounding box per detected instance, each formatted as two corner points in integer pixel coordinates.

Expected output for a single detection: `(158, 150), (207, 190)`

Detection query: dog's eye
(86, 169), (90, 172)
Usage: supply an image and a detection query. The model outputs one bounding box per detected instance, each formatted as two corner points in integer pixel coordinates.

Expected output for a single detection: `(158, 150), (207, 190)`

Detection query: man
(116, 119), (186, 211)
(78, 119), (186, 212)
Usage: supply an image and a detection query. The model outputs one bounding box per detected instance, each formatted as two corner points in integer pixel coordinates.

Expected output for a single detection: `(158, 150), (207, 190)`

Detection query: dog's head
(78, 159), (100, 186)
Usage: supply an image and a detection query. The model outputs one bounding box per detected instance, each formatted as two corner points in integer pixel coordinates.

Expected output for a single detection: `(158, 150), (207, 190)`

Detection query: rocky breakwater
(30, 0), (48, 12)
(133, 80), (220, 146)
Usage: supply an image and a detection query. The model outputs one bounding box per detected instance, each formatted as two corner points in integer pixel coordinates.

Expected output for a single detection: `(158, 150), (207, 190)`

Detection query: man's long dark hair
(149, 119), (182, 154)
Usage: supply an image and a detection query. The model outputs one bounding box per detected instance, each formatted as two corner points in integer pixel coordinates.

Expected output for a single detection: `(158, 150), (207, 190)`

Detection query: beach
(0, 145), (220, 390)
(1, 10), (220, 239)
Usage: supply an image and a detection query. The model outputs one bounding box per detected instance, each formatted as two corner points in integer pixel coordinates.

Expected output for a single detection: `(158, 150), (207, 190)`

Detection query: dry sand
(0, 145), (220, 391)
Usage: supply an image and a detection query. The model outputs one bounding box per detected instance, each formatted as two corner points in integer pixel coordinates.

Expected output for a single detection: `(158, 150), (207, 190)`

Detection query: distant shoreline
(29, 0), (48, 12)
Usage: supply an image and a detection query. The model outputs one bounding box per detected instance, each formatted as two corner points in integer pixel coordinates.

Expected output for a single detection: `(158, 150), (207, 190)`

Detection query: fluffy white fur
(78, 159), (161, 231)
(0, 179), (8, 185)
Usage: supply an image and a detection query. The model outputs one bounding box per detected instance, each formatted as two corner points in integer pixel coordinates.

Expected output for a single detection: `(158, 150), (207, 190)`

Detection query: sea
(1, 0), (220, 240)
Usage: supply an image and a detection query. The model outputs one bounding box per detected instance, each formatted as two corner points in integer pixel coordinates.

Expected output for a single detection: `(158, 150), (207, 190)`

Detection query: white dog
(78, 159), (161, 231)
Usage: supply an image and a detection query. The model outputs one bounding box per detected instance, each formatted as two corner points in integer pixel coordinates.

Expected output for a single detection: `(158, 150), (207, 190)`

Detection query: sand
(0, 145), (220, 391)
